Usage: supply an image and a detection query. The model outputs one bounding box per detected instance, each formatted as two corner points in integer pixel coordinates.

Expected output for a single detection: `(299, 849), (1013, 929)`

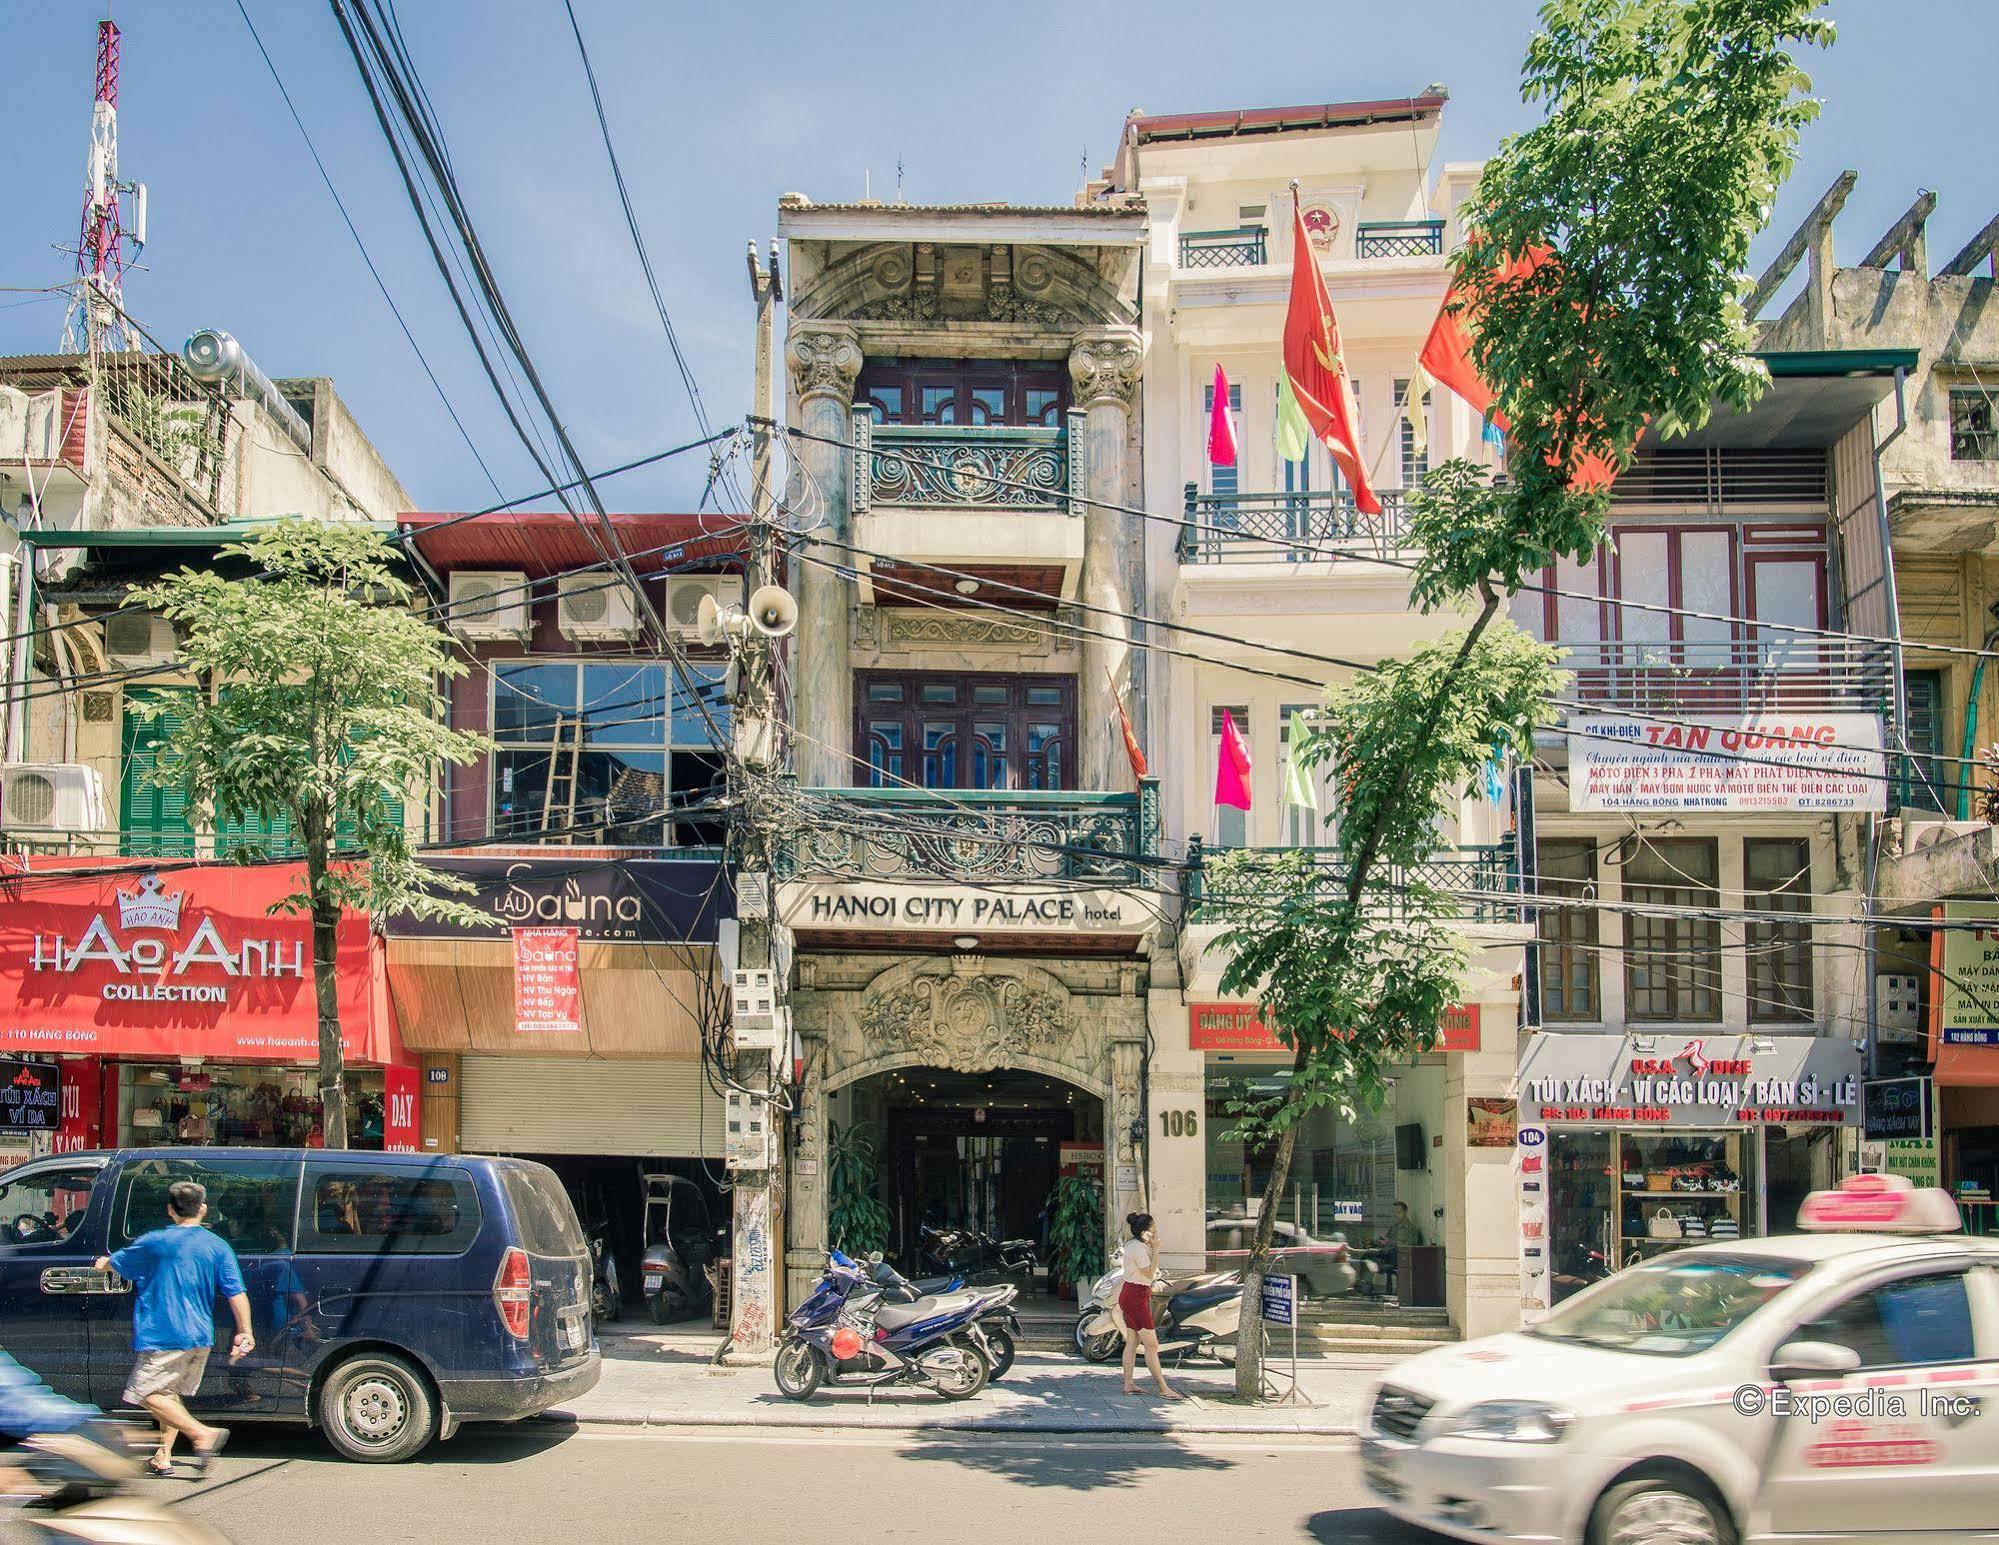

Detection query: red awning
(1935, 1042), (1999, 1088)
(399, 511), (746, 579)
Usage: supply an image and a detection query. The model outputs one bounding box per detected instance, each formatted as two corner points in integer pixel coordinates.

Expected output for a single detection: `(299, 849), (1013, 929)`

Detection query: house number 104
(1158, 1110), (1199, 1137)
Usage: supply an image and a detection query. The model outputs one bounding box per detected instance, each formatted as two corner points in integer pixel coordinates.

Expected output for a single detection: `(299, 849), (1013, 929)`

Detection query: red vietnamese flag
(1207, 364), (1239, 467)
(1106, 667), (1148, 782)
(1282, 189), (1379, 514)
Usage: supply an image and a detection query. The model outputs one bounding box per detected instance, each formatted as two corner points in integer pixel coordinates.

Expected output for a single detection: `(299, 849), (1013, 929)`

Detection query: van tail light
(494, 1247), (532, 1340)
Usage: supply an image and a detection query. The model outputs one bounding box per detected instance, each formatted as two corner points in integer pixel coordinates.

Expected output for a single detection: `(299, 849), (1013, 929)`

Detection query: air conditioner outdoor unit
(446, 571), (530, 642)
(665, 576), (733, 641)
(102, 612), (177, 669)
(1, 764), (107, 834)
(555, 574), (639, 641)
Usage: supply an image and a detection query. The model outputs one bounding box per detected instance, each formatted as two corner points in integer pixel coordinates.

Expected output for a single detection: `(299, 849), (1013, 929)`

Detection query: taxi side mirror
(1770, 1340), (1862, 1382)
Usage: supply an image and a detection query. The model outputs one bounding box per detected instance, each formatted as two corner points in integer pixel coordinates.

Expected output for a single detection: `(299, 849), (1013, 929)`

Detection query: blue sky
(4, 0), (1993, 513)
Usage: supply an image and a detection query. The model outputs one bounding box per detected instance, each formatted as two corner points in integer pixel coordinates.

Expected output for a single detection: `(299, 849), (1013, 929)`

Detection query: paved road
(159, 1422), (1431, 1544)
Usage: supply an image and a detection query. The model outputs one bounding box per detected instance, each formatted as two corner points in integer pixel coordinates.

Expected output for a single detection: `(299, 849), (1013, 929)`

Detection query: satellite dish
(748, 585), (798, 638)
(696, 593), (726, 647)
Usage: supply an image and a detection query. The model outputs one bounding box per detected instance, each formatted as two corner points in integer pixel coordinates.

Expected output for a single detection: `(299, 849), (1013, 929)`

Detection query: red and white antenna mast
(61, 18), (148, 353)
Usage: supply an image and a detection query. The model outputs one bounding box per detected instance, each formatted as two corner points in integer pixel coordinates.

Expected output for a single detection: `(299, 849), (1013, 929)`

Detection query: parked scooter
(868, 1257), (1021, 1379)
(774, 1251), (1004, 1402)
(918, 1225), (1041, 1284)
(639, 1173), (720, 1324)
(1073, 1265), (1243, 1364)
(0, 1430), (230, 1544)
(587, 1224), (621, 1325)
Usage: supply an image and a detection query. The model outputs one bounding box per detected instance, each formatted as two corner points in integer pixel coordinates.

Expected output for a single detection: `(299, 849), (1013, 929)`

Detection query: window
(120, 690), (196, 857)
(1205, 377), (1243, 499)
(490, 661), (727, 847)
(499, 1163), (588, 1257)
(1280, 704), (1332, 847)
(1396, 376), (1431, 488)
(1745, 838), (1812, 1022)
(854, 672), (1075, 791)
(1623, 838), (1722, 1022)
(299, 1165), (482, 1255)
(113, 1157), (300, 1254)
(1539, 839), (1601, 1021)
(1794, 1273), (1976, 1369)
(0, 1163), (102, 1248)
(856, 360), (1068, 427)
(1237, 203), (1267, 225)
(1210, 705), (1250, 848)
(1901, 670), (1949, 813)
(1951, 388), (1997, 461)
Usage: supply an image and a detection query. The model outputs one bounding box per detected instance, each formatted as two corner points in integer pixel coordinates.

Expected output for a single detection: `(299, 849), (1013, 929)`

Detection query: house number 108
(1158, 1110), (1199, 1137)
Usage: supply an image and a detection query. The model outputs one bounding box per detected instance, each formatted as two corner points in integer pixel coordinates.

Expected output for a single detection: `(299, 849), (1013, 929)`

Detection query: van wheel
(1588, 1476), (1734, 1545)
(317, 1352), (436, 1463)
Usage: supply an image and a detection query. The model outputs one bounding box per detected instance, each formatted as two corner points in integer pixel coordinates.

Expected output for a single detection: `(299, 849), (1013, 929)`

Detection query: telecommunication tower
(60, 18), (148, 352)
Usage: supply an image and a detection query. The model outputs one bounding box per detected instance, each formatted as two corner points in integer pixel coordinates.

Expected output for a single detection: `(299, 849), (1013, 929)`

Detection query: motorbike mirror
(867, 1251), (884, 1266)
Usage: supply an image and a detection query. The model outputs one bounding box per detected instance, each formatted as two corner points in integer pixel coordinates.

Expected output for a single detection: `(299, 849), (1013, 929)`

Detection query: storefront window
(119, 1066), (388, 1150)
(1623, 839), (1722, 1022)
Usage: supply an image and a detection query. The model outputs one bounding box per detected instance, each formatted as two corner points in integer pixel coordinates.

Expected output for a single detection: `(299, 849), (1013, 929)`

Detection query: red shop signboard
(1188, 1001), (1482, 1054)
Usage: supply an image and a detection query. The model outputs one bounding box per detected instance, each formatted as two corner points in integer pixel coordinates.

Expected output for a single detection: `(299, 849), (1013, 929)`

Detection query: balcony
(1179, 227), (1268, 269)
(1355, 219), (1445, 259)
(1178, 486), (1417, 564)
(851, 413), (1078, 516)
(1184, 840), (1522, 925)
(1548, 637), (1895, 720)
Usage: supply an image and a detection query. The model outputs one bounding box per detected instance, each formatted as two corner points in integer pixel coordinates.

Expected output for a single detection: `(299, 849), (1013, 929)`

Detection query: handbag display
(1647, 1207), (1682, 1240)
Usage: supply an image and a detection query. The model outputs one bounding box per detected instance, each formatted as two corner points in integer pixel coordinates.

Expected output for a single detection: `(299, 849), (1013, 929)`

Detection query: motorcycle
(639, 1173), (720, 1324)
(0, 1430), (229, 1544)
(918, 1224), (1041, 1284)
(1204, 1215), (1358, 1299)
(588, 1224), (621, 1325)
(867, 1258), (1020, 1379)
(773, 1251), (1003, 1402)
(1073, 1265), (1243, 1365)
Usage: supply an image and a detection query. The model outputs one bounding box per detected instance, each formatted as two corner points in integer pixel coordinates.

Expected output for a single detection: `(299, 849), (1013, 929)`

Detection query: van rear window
(298, 1165), (481, 1255)
(499, 1164), (586, 1258)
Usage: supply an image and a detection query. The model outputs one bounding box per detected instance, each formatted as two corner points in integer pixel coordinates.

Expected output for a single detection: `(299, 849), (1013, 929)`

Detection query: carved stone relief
(786, 326), (863, 404)
(1068, 331), (1145, 409)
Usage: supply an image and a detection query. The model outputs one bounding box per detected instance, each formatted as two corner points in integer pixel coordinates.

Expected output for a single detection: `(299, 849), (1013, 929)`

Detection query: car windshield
(1528, 1253), (1809, 1357)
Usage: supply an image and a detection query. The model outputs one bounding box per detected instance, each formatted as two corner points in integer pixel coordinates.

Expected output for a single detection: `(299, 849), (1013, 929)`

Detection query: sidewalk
(546, 1326), (1393, 1435)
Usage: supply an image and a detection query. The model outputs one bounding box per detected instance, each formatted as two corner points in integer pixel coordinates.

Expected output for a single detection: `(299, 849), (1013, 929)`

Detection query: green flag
(1281, 711), (1318, 813)
(1275, 370), (1311, 464)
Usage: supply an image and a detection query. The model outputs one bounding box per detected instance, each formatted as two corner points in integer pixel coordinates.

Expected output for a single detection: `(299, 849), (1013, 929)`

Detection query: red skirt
(1118, 1280), (1155, 1331)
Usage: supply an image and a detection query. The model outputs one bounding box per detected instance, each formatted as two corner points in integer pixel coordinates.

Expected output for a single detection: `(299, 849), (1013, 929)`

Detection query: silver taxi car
(1358, 1174), (1998, 1544)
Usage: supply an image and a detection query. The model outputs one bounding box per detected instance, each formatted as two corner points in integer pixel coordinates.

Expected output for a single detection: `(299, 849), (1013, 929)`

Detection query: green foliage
(134, 518), (492, 926)
(1044, 1174), (1105, 1290)
(124, 386), (220, 474)
(825, 1122), (892, 1258)
(1411, 0), (1831, 601)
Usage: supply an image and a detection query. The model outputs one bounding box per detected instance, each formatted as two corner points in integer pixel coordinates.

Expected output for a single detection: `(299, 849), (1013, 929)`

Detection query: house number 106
(1158, 1110), (1199, 1137)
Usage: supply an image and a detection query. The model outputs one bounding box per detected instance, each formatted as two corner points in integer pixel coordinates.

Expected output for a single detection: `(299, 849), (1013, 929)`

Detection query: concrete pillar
(784, 1027), (831, 1308)
(785, 325), (863, 787)
(1068, 330), (1145, 793)
(1107, 1031), (1147, 1263)
(1449, 1003), (1528, 1338)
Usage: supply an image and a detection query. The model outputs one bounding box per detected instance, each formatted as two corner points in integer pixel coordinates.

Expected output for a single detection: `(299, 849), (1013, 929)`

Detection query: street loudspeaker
(748, 585), (798, 638)
(696, 593), (725, 646)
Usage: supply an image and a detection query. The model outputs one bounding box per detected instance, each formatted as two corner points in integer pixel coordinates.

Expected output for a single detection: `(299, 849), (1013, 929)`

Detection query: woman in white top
(1117, 1212), (1183, 1399)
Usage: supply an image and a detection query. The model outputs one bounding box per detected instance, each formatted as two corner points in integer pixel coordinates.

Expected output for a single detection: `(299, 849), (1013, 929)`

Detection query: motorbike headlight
(1446, 1401), (1574, 1443)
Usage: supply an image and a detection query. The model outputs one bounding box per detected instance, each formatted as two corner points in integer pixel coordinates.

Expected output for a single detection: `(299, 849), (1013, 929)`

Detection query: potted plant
(826, 1121), (892, 1259)
(1044, 1173), (1106, 1301)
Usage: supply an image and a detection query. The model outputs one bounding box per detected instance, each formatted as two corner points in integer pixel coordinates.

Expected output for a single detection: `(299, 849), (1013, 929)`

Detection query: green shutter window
(119, 690), (197, 857)
(1901, 670), (1947, 814)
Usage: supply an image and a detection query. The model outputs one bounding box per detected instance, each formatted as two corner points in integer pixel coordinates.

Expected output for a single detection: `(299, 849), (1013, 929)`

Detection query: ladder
(541, 716), (582, 842)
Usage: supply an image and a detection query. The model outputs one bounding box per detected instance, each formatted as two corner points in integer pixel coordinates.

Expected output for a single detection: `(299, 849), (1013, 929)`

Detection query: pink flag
(1207, 364), (1238, 468)
(1215, 708), (1252, 811)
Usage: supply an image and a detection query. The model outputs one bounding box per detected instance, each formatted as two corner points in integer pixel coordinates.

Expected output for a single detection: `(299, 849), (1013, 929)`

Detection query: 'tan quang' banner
(1569, 714), (1886, 813)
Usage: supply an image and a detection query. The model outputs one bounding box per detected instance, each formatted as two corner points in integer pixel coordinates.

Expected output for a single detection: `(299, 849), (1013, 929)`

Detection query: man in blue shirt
(94, 1181), (253, 1478)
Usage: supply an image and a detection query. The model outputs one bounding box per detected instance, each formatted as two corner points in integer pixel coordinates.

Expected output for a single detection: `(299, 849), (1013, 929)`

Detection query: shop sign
(390, 857), (732, 944)
(1188, 1001), (1479, 1053)
(1880, 1136), (1940, 1189)
(1516, 1122), (1552, 1321)
(1861, 1077), (1931, 1141)
(1467, 1097), (1517, 1148)
(1518, 1032), (1861, 1126)
(0, 1060), (61, 1132)
(1934, 901), (1999, 1045)
(784, 882), (1139, 936)
(1568, 713), (1886, 813)
(513, 928), (582, 1035)
(1058, 1143), (1104, 1182)
(383, 1065), (421, 1153)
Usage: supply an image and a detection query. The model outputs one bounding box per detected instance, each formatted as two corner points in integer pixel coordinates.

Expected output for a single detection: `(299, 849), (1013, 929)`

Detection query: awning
(1934, 1042), (1999, 1088)
(398, 511), (745, 580)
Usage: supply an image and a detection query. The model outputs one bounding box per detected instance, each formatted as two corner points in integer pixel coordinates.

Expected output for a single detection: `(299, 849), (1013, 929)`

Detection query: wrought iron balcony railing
(1179, 227), (1268, 269)
(1185, 839), (1521, 924)
(851, 411), (1082, 516)
(1178, 485), (1418, 564)
(1355, 219), (1446, 259)
(779, 783), (1159, 885)
(1547, 636), (1895, 719)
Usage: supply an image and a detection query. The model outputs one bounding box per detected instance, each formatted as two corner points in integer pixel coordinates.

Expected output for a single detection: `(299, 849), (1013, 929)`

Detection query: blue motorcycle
(772, 1251), (1001, 1402)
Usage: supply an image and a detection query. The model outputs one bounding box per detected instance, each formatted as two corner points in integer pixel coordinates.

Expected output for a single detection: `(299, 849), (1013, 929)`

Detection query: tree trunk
(1233, 1045), (1308, 1400)
(313, 903), (348, 1150)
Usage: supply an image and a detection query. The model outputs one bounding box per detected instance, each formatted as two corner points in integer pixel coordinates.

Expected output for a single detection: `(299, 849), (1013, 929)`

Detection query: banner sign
(1516, 1123), (1551, 1321)
(1518, 1032), (1862, 1127)
(0, 1060), (62, 1132)
(1935, 901), (1999, 1045)
(512, 927), (582, 1035)
(1862, 1077), (1932, 1141)
(1568, 714), (1886, 813)
(1189, 1001), (1479, 1054)
(390, 857), (731, 944)
(1259, 1273), (1297, 1328)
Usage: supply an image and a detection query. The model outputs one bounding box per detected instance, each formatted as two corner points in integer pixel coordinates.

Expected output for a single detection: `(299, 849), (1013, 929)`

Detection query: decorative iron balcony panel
(780, 787), (1152, 885)
(1178, 486), (1418, 564)
(1355, 219), (1445, 259)
(1547, 636), (1894, 719)
(851, 412), (1075, 515)
(1187, 842), (1520, 924)
(1180, 227), (1268, 269)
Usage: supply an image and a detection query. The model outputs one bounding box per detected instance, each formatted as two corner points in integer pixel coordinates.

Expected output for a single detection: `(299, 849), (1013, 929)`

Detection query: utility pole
(725, 239), (786, 1359)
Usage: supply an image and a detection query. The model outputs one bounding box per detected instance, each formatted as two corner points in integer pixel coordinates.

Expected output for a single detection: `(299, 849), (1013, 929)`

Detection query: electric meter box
(732, 969), (780, 1050)
(724, 1089), (770, 1170)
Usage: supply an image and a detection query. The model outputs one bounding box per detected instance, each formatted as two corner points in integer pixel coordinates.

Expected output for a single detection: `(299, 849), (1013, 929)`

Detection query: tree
(1210, 0), (1834, 1399)
(137, 518), (492, 1148)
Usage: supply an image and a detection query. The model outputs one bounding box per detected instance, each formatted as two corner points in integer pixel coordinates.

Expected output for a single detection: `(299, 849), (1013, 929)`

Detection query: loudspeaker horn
(748, 584), (799, 638)
(696, 593), (727, 647)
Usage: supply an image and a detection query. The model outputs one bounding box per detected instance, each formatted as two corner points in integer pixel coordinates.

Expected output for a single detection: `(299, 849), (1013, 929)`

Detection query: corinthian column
(785, 325), (863, 787)
(1068, 329), (1145, 792)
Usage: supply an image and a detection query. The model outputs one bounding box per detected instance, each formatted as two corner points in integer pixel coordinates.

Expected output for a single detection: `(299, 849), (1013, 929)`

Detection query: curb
(547, 1409), (1360, 1437)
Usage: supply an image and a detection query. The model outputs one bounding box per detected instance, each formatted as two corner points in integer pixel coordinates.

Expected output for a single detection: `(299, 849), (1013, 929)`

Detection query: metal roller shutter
(458, 1057), (725, 1157)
